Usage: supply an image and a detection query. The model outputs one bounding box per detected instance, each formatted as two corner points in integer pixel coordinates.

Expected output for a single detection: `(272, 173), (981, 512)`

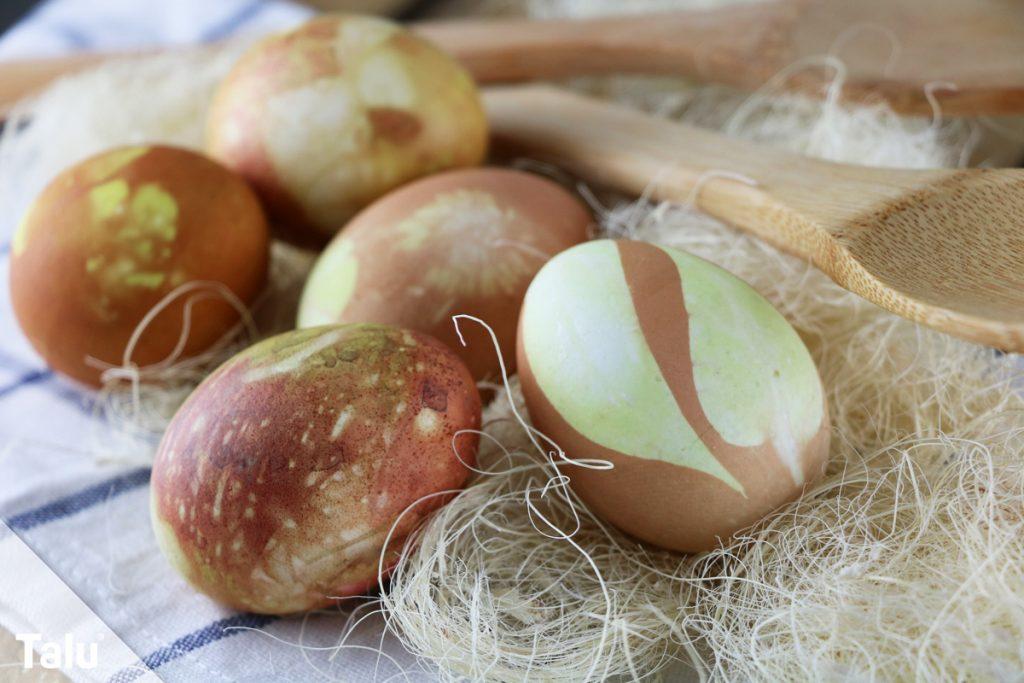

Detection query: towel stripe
(199, 0), (266, 42)
(0, 348), (40, 372)
(4, 467), (151, 532)
(0, 354), (92, 412)
(108, 613), (279, 683)
(53, 21), (94, 49)
(0, 368), (54, 399)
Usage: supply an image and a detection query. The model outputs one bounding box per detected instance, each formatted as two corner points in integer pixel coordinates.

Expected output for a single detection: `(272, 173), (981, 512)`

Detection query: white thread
(828, 23), (903, 79)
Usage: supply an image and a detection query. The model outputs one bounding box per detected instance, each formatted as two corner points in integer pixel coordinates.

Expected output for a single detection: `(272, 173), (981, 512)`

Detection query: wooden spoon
(419, 0), (1024, 117)
(2, 0), (1023, 117)
(484, 85), (1024, 351)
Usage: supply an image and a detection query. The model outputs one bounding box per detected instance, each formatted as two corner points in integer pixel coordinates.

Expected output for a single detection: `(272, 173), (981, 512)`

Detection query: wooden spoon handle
(414, 6), (780, 84)
(484, 84), (845, 262)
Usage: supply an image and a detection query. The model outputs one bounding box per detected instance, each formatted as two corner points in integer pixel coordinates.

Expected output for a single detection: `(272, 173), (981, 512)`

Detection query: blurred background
(0, 2), (34, 37)
(0, 0), (436, 59)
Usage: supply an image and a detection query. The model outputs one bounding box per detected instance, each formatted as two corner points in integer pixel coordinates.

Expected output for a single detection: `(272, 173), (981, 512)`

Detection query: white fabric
(0, 523), (160, 682)
(0, 2), (434, 681)
(0, 0), (314, 59)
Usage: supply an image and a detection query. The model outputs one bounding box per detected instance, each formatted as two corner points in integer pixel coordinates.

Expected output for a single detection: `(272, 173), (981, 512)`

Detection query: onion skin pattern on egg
(9, 145), (269, 386)
(206, 14), (488, 246)
(297, 167), (592, 382)
(517, 239), (831, 553)
(150, 324), (481, 614)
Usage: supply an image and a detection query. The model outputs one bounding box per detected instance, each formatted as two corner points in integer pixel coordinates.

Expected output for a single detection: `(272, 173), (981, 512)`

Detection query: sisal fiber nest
(2, 0), (1024, 680)
(378, 206), (1024, 680)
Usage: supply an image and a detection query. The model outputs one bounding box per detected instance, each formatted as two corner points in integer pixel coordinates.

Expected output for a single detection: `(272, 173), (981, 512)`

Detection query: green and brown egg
(150, 324), (481, 614)
(9, 145), (269, 385)
(206, 14), (488, 246)
(297, 168), (591, 381)
(517, 239), (831, 552)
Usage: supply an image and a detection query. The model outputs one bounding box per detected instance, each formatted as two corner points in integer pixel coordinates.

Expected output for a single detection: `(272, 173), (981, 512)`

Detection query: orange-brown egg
(517, 240), (830, 552)
(150, 324), (481, 614)
(206, 14), (488, 246)
(297, 168), (591, 381)
(9, 145), (269, 386)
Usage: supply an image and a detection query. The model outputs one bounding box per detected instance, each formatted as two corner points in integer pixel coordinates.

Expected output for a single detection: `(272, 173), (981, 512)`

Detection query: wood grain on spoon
(420, 0), (1024, 116)
(2, 0), (1023, 117)
(484, 85), (1024, 351)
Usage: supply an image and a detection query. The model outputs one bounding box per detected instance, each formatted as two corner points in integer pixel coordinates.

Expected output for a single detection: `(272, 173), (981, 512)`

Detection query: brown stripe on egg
(616, 240), (830, 492)
(517, 338), (781, 552)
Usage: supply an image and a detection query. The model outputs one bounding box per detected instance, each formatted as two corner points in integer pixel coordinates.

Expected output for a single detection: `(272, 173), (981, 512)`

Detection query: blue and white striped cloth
(0, 1), (431, 680)
(0, 0), (313, 59)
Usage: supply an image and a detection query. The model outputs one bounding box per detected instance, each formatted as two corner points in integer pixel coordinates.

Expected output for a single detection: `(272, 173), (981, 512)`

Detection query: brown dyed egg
(9, 145), (269, 386)
(517, 239), (830, 552)
(150, 324), (481, 614)
(297, 168), (591, 381)
(206, 14), (488, 246)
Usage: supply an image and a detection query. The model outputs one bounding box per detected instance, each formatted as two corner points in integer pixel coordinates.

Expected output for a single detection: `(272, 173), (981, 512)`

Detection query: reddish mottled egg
(206, 14), (488, 245)
(517, 240), (830, 552)
(9, 145), (269, 386)
(297, 168), (591, 381)
(150, 324), (481, 614)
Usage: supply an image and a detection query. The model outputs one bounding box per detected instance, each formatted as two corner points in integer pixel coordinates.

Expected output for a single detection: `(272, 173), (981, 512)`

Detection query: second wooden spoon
(420, 0), (1024, 117)
(484, 85), (1024, 352)
(3, 0), (1024, 117)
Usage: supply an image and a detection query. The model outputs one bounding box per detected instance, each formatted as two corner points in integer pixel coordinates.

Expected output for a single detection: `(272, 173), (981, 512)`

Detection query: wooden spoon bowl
(484, 85), (1024, 350)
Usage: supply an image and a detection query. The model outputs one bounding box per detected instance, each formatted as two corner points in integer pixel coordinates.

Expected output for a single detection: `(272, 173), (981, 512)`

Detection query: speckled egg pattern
(151, 324), (481, 614)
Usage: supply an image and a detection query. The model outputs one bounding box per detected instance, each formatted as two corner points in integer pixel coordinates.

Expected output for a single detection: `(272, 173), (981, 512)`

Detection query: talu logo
(15, 633), (99, 670)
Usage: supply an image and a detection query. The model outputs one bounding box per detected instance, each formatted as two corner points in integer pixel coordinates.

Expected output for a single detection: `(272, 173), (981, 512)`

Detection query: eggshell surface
(206, 14), (488, 245)
(150, 324), (481, 614)
(297, 168), (591, 381)
(9, 145), (269, 386)
(517, 239), (830, 552)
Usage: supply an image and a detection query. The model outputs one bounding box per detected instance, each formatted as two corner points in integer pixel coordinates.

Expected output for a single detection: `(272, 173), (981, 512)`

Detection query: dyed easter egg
(297, 168), (591, 381)
(9, 145), (269, 386)
(206, 14), (488, 246)
(150, 324), (481, 614)
(517, 239), (830, 552)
